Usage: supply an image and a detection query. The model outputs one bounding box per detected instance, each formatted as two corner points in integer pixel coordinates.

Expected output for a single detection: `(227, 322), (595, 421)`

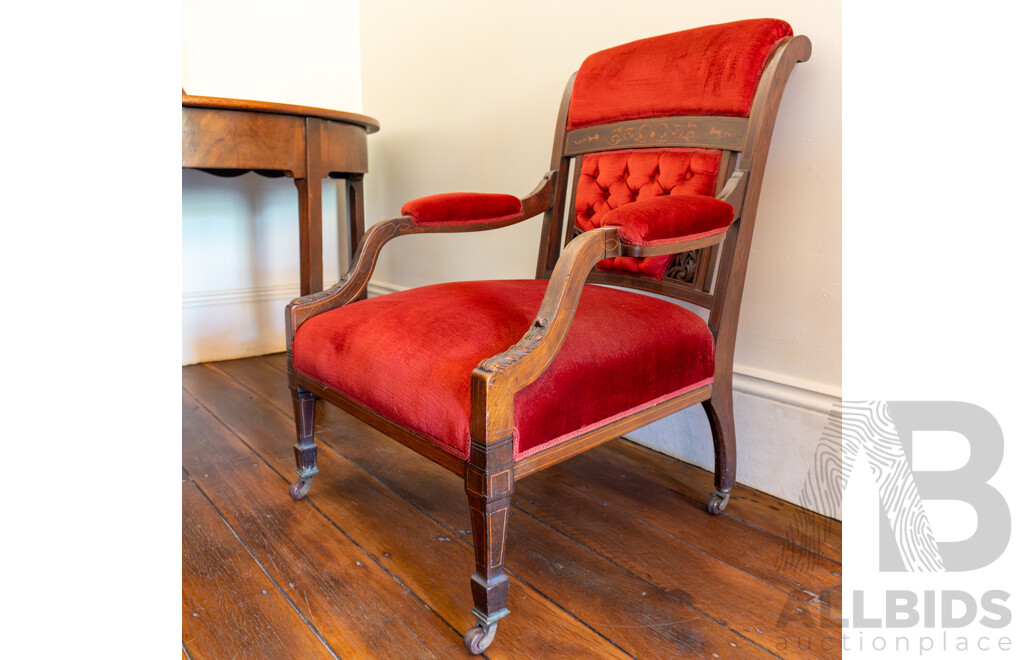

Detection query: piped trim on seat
(625, 225), (729, 247)
(513, 377), (714, 461)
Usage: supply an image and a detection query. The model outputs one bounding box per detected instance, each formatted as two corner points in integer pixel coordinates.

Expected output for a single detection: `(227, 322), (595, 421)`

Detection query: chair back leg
(702, 386), (736, 514)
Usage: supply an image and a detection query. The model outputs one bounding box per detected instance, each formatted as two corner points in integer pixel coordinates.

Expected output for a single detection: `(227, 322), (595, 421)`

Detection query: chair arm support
(467, 169), (746, 440)
(286, 216), (411, 345)
(470, 226), (622, 442)
(285, 171), (559, 345)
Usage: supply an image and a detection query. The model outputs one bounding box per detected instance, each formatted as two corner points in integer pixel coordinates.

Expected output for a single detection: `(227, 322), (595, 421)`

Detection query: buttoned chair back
(540, 18), (801, 333)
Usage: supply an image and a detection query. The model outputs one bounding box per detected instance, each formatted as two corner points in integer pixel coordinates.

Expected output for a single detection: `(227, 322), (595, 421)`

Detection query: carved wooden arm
(286, 171), (558, 344)
(469, 211), (747, 442)
(469, 225), (621, 442)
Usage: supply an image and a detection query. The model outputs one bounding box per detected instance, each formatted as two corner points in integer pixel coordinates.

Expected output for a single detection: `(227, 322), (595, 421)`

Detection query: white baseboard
(733, 369), (839, 414)
(182, 279), (405, 310)
(182, 279), (399, 364)
(366, 279), (405, 298)
(182, 283), (301, 309)
(626, 375), (839, 516)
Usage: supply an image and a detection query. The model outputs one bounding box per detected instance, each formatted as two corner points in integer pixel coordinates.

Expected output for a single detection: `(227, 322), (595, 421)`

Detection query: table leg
(294, 176), (324, 296)
(296, 118), (325, 296)
(345, 175), (365, 261)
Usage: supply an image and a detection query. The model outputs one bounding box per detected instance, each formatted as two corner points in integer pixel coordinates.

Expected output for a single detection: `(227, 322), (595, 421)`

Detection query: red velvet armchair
(285, 19), (810, 654)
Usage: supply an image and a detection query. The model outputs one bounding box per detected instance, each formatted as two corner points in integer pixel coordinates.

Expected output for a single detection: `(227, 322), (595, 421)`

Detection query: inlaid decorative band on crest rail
(564, 116), (747, 155)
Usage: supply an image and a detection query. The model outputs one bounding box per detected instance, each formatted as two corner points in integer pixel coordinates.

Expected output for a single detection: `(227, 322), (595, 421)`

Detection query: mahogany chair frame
(284, 33), (810, 654)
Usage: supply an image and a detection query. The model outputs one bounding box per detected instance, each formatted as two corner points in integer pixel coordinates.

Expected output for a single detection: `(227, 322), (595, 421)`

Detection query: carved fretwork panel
(666, 247), (718, 292)
(666, 250), (700, 284)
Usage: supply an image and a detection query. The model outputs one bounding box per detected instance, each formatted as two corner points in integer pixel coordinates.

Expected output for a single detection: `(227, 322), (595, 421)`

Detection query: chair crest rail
(564, 116), (748, 155)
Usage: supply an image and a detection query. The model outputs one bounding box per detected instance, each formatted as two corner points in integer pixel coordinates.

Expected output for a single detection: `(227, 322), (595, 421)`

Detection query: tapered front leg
(463, 435), (513, 654)
(289, 386), (319, 500)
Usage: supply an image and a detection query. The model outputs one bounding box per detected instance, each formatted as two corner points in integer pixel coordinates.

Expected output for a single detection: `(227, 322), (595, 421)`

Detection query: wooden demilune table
(182, 95), (380, 295)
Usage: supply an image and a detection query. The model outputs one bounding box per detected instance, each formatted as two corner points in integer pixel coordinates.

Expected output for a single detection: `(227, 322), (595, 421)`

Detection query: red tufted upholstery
(292, 280), (714, 460)
(567, 18), (793, 130)
(574, 148), (721, 278)
(402, 192), (523, 226)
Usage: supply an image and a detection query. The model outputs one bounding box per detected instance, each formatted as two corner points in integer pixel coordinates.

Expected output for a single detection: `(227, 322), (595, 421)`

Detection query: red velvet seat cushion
(567, 18), (793, 129)
(292, 280), (713, 460)
(601, 194), (733, 246)
(402, 193), (522, 226)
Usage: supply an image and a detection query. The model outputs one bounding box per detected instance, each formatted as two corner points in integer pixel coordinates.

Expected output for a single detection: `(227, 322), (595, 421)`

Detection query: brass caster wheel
(289, 479), (312, 500)
(463, 622), (497, 655)
(706, 489), (731, 515)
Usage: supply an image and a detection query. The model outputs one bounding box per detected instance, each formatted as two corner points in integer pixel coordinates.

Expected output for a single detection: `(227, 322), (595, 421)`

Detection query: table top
(182, 94), (380, 134)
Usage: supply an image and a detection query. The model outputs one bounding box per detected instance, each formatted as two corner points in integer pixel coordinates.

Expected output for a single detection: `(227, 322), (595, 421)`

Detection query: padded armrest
(401, 192), (523, 227)
(599, 195), (734, 246)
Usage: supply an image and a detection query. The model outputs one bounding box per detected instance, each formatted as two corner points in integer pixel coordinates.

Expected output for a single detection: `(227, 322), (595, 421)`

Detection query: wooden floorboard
(183, 390), (462, 657)
(183, 470), (333, 659)
(184, 354), (841, 658)
(589, 440), (843, 564)
(295, 397), (775, 658)
(541, 453), (842, 610)
(185, 361), (627, 659)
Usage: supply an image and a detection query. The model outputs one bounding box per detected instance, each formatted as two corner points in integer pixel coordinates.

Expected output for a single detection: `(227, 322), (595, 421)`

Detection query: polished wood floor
(183, 354), (841, 659)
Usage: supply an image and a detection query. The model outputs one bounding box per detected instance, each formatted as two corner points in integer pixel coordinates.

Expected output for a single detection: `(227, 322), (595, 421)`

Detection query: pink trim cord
(619, 225), (729, 247)
(513, 377), (714, 460)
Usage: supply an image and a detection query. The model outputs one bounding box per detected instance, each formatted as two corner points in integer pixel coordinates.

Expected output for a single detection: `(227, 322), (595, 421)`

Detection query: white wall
(359, 0), (841, 512)
(181, 0), (362, 364)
